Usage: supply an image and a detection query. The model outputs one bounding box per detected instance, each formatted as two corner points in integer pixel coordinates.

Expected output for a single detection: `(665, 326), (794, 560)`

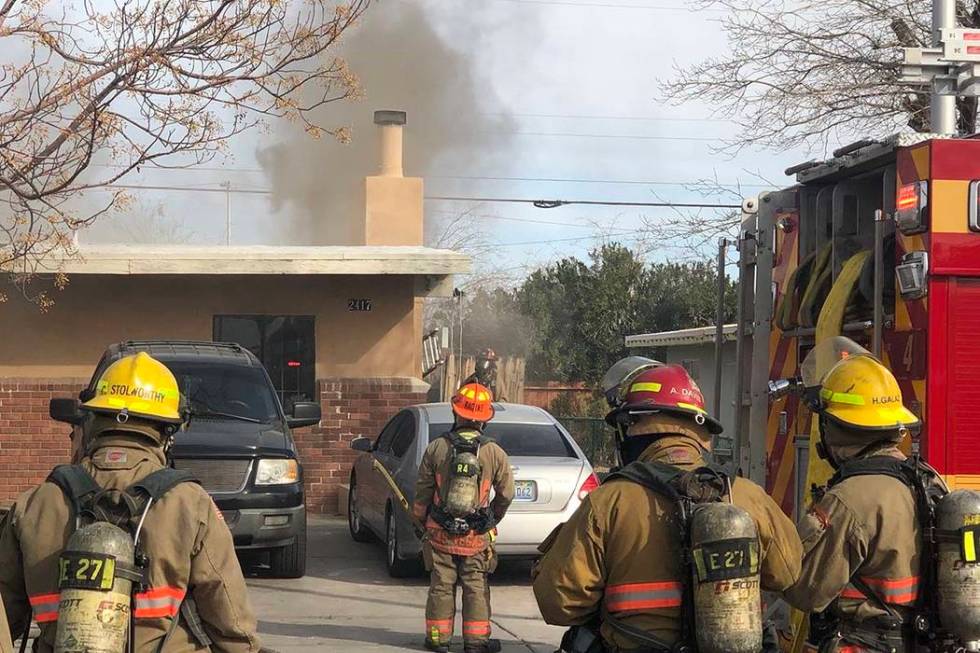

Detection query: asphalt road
(246, 517), (565, 652)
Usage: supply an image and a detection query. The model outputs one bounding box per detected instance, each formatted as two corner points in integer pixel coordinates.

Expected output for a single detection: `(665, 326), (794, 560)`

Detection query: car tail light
(578, 472), (600, 500)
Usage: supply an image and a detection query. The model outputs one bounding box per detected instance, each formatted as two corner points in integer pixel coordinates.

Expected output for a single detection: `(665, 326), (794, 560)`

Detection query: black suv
(51, 340), (319, 578)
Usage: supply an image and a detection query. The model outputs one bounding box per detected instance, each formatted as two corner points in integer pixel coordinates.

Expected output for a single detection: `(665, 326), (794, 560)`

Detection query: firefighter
(464, 349), (499, 398)
(0, 352), (262, 652)
(783, 341), (937, 652)
(413, 382), (515, 653)
(532, 362), (802, 652)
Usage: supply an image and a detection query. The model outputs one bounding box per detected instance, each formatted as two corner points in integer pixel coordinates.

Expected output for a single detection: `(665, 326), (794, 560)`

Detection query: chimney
(374, 110), (407, 177)
(360, 109), (422, 247)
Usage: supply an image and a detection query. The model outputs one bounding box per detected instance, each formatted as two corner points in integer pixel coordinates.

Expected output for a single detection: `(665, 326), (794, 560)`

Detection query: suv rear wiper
(191, 410), (262, 424)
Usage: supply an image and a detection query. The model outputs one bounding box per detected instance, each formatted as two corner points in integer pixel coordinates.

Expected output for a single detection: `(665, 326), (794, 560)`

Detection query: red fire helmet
(452, 382), (495, 422)
(605, 364), (723, 435)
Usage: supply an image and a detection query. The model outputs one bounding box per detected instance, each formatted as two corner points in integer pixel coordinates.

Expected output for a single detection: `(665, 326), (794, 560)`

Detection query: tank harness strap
(124, 469), (209, 650)
(601, 611), (674, 653)
(602, 461), (732, 652)
(126, 468), (200, 500)
(156, 597), (213, 653)
(828, 456), (950, 640)
(47, 464), (102, 529)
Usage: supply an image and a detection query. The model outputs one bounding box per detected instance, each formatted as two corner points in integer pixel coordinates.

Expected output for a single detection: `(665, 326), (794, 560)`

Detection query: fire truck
(729, 133), (980, 520)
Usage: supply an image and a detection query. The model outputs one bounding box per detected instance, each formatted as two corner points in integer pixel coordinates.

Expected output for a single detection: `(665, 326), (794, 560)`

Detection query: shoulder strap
(829, 455), (909, 488)
(47, 465), (102, 527)
(606, 460), (733, 504)
(603, 461), (684, 501)
(126, 468), (199, 501)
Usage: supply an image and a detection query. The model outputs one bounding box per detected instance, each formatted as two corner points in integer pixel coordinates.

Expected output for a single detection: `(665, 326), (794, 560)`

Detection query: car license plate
(514, 480), (537, 502)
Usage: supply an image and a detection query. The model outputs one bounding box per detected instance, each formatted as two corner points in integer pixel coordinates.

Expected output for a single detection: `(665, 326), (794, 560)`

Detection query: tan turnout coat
(533, 436), (803, 651)
(0, 430), (261, 653)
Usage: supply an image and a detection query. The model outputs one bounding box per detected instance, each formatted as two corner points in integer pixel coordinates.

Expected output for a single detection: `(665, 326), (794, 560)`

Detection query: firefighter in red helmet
(414, 383), (514, 653)
(533, 360), (802, 652)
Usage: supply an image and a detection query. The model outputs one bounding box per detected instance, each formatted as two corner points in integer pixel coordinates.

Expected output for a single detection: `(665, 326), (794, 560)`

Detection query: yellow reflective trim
(676, 402), (706, 413)
(965, 531), (977, 563)
(821, 388), (866, 406)
(630, 382), (662, 393)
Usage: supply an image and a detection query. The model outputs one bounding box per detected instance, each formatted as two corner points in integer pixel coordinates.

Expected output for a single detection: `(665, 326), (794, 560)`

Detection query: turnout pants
(424, 545), (496, 650)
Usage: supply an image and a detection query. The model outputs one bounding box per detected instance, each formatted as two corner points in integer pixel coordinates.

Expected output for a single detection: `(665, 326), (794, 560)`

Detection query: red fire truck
(730, 133), (980, 519)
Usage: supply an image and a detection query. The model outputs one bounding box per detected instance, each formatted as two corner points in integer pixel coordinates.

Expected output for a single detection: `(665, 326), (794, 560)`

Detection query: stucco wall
(0, 274), (421, 380)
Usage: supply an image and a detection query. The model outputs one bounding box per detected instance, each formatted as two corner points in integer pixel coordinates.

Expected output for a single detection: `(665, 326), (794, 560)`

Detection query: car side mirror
(286, 401), (321, 429)
(50, 398), (85, 425)
(350, 437), (373, 453)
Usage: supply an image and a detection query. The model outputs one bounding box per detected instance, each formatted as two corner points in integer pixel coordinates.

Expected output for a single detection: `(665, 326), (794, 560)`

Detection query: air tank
(690, 502), (763, 653)
(55, 521), (134, 653)
(444, 452), (481, 518)
(936, 490), (980, 651)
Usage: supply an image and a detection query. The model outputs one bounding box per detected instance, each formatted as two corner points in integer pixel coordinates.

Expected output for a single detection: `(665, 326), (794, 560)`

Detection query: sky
(81, 0), (822, 276)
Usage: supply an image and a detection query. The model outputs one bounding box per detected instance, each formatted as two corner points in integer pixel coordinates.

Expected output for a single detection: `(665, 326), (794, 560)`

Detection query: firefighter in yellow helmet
(0, 352), (262, 652)
(783, 337), (945, 652)
(413, 383), (514, 653)
(533, 360), (802, 653)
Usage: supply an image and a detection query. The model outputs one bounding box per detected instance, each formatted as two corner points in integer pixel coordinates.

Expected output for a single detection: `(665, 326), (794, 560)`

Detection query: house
(0, 111), (470, 513)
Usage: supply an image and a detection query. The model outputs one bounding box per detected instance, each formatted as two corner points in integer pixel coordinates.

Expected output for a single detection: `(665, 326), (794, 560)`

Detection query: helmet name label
(100, 383), (167, 403)
(871, 395), (902, 405)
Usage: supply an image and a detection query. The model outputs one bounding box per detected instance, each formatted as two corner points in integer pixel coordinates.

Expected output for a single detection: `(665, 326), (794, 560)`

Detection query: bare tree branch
(1, 0), (370, 302)
(663, 0), (980, 153)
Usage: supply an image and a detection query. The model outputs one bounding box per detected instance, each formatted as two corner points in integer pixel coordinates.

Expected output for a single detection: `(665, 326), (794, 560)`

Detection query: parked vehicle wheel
(385, 507), (418, 578)
(270, 526), (307, 578)
(348, 475), (374, 543)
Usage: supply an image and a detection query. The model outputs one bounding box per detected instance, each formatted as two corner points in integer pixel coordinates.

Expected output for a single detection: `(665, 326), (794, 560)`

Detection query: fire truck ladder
(732, 190), (796, 486)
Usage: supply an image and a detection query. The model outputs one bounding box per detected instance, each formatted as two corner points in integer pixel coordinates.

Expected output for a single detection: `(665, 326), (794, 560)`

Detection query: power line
(488, 0), (721, 12)
(92, 162), (266, 174)
(430, 174), (767, 189)
(428, 208), (606, 228)
(426, 196), (742, 209)
(93, 163), (759, 190)
(99, 183), (272, 195)
(480, 131), (719, 142)
(495, 232), (637, 247)
(482, 111), (729, 123)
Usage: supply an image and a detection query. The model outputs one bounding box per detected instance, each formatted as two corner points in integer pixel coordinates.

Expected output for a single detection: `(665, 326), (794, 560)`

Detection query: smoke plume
(258, 1), (524, 245)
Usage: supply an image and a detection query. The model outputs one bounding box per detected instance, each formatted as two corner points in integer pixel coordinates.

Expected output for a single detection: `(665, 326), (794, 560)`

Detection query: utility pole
(221, 181), (232, 244)
(900, 0), (980, 135)
(931, 0), (957, 134)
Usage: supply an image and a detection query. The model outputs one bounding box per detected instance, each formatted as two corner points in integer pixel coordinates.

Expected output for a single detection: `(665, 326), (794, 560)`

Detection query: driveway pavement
(247, 517), (564, 652)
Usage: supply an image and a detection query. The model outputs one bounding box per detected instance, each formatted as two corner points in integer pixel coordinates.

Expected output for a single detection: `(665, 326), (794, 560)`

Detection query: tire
(270, 524), (307, 578)
(385, 508), (420, 578)
(348, 475), (374, 543)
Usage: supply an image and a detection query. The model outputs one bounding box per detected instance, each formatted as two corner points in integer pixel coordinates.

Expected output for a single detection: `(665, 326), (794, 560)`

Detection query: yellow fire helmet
(82, 352), (183, 424)
(819, 353), (920, 431)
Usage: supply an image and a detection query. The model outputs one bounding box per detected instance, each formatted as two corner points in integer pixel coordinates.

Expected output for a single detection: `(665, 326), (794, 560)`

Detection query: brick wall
(0, 377), (427, 513)
(0, 379), (86, 506)
(293, 377), (428, 514)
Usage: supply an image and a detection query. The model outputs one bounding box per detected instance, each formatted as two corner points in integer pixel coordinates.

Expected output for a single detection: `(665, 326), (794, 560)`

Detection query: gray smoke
(258, 1), (525, 245)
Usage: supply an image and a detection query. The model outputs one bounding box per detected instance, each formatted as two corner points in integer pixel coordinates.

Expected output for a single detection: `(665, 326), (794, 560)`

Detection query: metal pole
(931, 0), (957, 135)
(713, 238), (728, 417)
(222, 181), (232, 244)
(872, 210), (886, 358)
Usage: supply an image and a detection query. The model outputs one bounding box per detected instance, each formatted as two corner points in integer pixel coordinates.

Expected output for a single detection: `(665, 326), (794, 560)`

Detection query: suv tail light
(578, 472), (600, 500)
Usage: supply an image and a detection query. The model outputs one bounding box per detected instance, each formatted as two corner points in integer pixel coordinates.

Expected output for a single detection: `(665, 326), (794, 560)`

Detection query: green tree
(518, 244), (736, 384)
